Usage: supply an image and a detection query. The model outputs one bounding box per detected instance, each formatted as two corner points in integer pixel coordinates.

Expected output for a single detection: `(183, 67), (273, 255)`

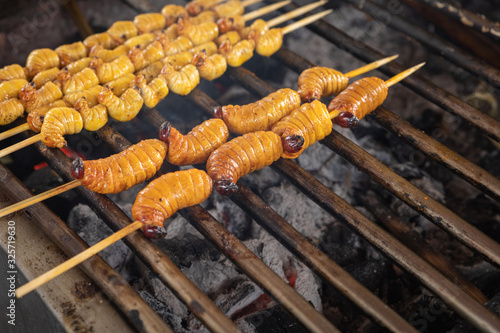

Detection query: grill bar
(181, 206), (340, 333)
(181, 89), (417, 332)
(322, 130), (500, 266)
(272, 157), (500, 332)
(273, 47), (500, 202)
(0, 163), (173, 333)
(276, 1), (500, 142)
(358, 190), (488, 304)
(32, 136), (240, 333)
(230, 184), (418, 332)
(227, 66), (500, 267)
(346, 0), (500, 86)
(416, 0), (500, 40)
(142, 107), (341, 333)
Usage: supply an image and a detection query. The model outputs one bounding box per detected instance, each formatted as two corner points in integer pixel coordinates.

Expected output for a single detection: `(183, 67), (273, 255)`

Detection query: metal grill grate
(1, 0), (499, 332)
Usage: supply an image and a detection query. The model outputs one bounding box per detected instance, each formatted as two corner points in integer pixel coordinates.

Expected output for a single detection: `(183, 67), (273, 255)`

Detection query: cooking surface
(0, 0), (500, 332)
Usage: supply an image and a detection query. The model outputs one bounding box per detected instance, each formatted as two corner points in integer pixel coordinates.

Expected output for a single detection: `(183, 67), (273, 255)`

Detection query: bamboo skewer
(0, 123), (30, 141)
(344, 54), (399, 78)
(0, 134), (41, 159)
(266, 0), (327, 28)
(385, 62), (425, 87)
(329, 63), (426, 119)
(16, 221), (143, 298)
(281, 9), (332, 35)
(242, 0), (292, 22)
(0, 179), (81, 218)
(241, 0), (263, 7)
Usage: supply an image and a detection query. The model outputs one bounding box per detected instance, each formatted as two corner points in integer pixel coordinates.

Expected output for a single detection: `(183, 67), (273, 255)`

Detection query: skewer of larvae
(0, 0), (310, 125)
(0, 135), (170, 236)
(273, 64), (426, 159)
(11, 166), (214, 300)
(0, 1), (291, 127)
(0, 0), (229, 85)
(0, 119), (228, 237)
(0, 7), (328, 152)
(213, 54), (398, 135)
(206, 64), (425, 196)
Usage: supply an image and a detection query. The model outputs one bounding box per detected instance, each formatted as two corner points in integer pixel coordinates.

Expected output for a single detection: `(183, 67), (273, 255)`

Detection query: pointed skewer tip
(385, 62), (425, 88)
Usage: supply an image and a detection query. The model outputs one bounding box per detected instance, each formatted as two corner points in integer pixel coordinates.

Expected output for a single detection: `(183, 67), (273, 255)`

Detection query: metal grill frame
(1, 0), (500, 332)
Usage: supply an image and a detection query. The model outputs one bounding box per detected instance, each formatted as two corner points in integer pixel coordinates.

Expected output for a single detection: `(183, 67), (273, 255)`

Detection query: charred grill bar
(1, 0), (500, 332)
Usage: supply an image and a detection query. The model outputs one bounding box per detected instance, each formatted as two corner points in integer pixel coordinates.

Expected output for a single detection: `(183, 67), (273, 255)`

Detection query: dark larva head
(71, 157), (85, 180)
(141, 224), (167, 239)
(213, 106), (223, 119)
(159, 121), (171, 142)
(283, 135), (305, 154)
(215, 179), (238, 196)
(333, 112), (359, 128)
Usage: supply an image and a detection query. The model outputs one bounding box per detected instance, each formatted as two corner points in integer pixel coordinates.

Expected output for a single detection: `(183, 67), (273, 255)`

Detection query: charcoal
(67, 204), (133, 276)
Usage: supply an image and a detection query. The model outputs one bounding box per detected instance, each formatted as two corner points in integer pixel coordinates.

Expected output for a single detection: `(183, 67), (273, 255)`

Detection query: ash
(2, 0), (499, 331)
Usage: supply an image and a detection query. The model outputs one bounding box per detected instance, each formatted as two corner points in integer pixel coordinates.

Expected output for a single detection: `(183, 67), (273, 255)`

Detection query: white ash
(67, 203), (134, 277)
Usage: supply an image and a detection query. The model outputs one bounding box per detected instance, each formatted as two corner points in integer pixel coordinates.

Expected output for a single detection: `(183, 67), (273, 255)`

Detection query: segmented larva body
(161, 4), (189, 26)
(107, 73), (136, 97)
(136, 61), (164, 82)
(134, 13), (167, 33)
(90, 55), (135, 84)
(0, 64), (27, 82)
(20, 81), (63, 112)
(217, 15), (245, 34)
(26, 48), (60, 78)
(190, 41), (218, 56)
(161, 64), (200, 96)
(74, 97), (108, 132)
(32, 67), (60, 88)
(98, 85), (144, 122)
(55, 42), (88, 67)
(0, 99), (24, 125)
(64, 85), (102, 108)
(189, 11), (217, 25)
(165, 118), (229, 165)
(160, 36), (194, 56)
(328, 77), (388, 127)
(178, 19), (219, 46)
(27, 100), (68, 132)
(0, 79), (29, 101)
(83, 32), (118, 50)
(163, 24), (180, 40)
(56, 67), (99, 95)
(215, 31), (241, 46)
(65, 57), (93, 75)
(192, 51), (227, 81)
(219, 39), (255, 67)
(107, 21), (138, 44)
(207, 131), (284, 195)
(213, 0), (245, 17)
(271, 100), (333, 159)
(89, 44), (130, 63)
(132, 75), (169, 108)
(186, 0), (220, 16)
(216, 88), (301, 134)
(255, 28), (283, 57)
(238, 19), (268, 40)
(40, 107), (83, 148)
(132, 169), (213, 227)
(164, 51), (194, 70)
(73, 139), (168, 194)
(128, 41), (165, 71)
(297, 67), (350, 103)
(124, 33), (156, 50)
